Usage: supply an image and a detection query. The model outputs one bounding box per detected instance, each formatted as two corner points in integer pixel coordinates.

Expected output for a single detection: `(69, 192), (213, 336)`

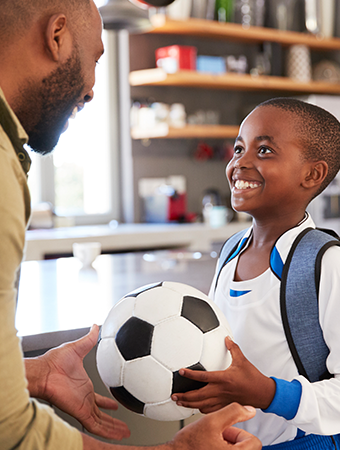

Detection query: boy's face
(226, 106), (311, 220)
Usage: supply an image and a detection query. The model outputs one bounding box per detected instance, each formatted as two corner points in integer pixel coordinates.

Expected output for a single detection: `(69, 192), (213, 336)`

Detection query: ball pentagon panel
(110, 386), (145, 415)
(181, 296), (219, 333)
(116, 316), (154, 361)
(172, 362), (207, 394)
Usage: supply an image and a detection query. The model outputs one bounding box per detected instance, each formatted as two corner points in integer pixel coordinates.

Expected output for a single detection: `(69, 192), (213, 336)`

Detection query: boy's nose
(234, 153), (252, 169)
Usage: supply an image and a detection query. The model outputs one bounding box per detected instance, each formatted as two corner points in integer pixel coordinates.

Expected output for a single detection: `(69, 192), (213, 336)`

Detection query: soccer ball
(96, 281), (232, 421)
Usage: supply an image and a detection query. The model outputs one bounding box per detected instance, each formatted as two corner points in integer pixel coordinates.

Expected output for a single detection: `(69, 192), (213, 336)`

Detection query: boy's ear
(45, 14), (72, 63)
(302, 161), (328, 190)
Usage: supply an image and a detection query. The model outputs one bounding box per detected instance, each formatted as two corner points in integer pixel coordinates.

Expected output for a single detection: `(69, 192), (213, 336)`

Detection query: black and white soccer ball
(96, 281), (232, 421)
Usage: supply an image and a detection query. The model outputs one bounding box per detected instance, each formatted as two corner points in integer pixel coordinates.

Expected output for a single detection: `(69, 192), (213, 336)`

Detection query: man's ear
(302, 161), (329, 190)
(45, 14), (72, 62)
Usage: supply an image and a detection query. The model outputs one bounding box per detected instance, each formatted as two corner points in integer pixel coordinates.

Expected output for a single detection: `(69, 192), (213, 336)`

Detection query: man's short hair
(0, 0), (92, 45)
(257, 97), (340, 197)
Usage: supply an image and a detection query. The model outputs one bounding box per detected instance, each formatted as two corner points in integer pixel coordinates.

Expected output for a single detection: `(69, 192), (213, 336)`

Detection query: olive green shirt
(0, 87), (82, 450)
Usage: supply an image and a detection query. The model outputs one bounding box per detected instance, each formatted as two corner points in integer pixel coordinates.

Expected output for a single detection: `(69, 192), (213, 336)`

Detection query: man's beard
(13, 51), (85, 155)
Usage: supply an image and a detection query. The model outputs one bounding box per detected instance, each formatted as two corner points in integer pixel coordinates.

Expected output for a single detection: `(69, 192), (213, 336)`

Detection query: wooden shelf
(149, 15), (340, 51)
(129, 69), (340, 95)
(131, 124), (239, 139)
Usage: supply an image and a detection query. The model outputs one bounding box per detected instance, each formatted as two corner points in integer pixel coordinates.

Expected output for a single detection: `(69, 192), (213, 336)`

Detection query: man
(0, 0), (262, 449)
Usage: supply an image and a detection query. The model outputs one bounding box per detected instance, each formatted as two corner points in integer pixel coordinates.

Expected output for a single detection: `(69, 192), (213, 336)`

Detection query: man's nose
(84, 89), (94, 104)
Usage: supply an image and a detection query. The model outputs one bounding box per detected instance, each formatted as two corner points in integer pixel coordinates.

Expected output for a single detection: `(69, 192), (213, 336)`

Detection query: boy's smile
(226, 106), (313, 222)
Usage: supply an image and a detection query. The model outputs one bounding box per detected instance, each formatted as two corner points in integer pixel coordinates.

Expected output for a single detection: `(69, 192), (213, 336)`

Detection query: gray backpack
(214, 227), (340, 383)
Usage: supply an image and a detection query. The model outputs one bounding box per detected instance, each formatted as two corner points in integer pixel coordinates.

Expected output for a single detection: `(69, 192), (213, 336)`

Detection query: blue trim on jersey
(295, 429), (305, 440)
(262, 434), (340, 450)
(270, 246), (284, 280)
(230, 289), (251, 297)
(227, 237), (248, 263)
(262, 377), (302, 420)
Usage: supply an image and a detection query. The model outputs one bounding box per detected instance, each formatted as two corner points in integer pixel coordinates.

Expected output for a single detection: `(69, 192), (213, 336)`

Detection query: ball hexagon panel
(200, 326), (232, 371)
(211, 302), (233, 336)
(172, 362), (207, 394)
(152, 316), (203, 371)
(116, 317), (154, 361)
(163, 281), (210, 300)
(181, 296), (220, 333)
(144, 399), (196, 421)
(110, 386), (145, 415)
(134, 286), (183, 325)
(101, 296), (135, 339)
(124, 356), (172, 404)
(97, 338), (124, 387)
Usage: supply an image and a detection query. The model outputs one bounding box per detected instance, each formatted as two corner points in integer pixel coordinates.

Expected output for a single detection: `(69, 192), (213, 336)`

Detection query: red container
(155, 45), (197, 72)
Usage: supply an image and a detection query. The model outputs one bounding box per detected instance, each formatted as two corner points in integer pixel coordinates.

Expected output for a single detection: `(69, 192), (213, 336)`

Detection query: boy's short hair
(257, 97), (340, 198)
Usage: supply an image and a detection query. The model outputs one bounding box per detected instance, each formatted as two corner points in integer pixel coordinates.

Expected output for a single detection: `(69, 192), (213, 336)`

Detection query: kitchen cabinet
(130, 15), (340, 140)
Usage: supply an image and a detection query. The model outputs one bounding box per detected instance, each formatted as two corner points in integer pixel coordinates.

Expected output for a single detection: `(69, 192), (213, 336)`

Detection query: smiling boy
(172, 98), (340, 449)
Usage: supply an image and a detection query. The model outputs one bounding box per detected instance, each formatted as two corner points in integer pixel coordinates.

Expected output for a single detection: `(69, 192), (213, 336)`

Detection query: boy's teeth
(235, 180), (260, 189)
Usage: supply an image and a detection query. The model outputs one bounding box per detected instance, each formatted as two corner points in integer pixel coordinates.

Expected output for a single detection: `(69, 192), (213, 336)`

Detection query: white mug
(73, 242), (102, 268)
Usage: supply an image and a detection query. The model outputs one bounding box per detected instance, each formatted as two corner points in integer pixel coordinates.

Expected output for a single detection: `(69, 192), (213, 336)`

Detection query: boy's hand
(171, 337), (276, 414)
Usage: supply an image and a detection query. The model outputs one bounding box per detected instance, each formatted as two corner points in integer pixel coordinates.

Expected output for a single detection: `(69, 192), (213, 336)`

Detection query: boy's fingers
(178, 367), (220, 383)
(225, 336), (243, 359)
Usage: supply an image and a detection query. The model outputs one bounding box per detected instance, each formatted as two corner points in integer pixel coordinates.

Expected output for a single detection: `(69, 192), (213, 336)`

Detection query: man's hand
(171, 403), (262, 450)
(80, 403), (261, 450)
(172, 337), (276, 413)
(25, 325), (130, 441)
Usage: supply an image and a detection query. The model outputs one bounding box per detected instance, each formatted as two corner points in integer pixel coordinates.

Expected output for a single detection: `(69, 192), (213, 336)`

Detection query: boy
(171, 98), (340, 449)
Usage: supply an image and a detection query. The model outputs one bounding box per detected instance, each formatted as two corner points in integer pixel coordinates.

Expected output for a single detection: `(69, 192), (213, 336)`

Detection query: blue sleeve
(262, 377), (302, 420)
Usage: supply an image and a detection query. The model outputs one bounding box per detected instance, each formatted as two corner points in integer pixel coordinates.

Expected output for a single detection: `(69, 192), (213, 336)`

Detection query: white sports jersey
(209, 213), (340, 446)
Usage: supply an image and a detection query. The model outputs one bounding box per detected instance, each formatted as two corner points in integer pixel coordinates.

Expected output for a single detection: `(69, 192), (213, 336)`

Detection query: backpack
(214, 226), (340, 383)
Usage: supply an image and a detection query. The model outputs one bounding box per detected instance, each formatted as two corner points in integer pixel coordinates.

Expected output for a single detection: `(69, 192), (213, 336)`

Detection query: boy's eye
(234, 146), (244, 154)
(258, 146), (272, 154)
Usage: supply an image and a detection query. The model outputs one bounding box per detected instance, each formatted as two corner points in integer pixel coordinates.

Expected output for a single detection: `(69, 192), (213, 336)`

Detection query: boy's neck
(251, 211), (307, 246)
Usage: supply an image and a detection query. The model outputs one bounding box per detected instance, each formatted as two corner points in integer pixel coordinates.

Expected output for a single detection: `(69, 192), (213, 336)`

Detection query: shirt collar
(271, 213), (315, 279)
(236, 213), (315, 280)
(0, 87), (31, 175)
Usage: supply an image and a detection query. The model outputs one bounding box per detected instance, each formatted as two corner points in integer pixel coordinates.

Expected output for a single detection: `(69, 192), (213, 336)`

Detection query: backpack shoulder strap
(280, 227), (340, 382)
(214, 228), (249, 292)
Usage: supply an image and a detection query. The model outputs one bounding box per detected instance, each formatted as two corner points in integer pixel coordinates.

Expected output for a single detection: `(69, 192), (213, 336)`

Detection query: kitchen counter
(25, 221), (247, 261)
(17, 246), (236, 353)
